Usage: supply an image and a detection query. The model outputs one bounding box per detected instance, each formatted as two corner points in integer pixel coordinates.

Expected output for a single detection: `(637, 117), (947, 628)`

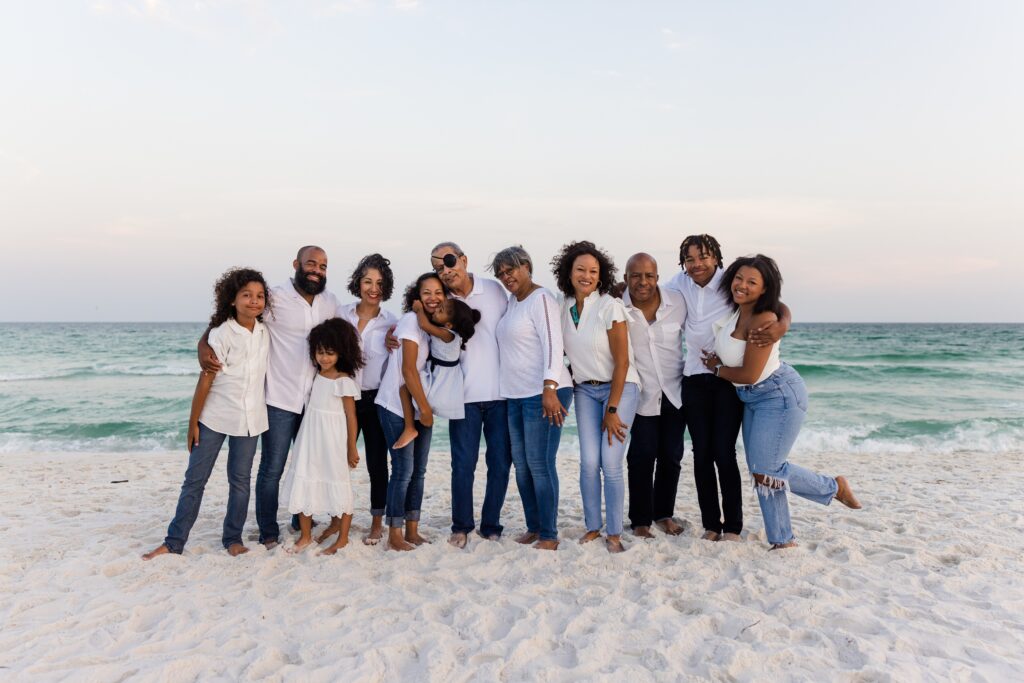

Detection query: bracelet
(543, 382), (558, 391)
(714, 364), (722, 377)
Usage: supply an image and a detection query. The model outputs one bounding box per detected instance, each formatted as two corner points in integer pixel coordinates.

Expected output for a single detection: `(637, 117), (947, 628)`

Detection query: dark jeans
(255, 404), (303, 544)
(507, 388), (573, 541)
(164, 422), (258, 553)
(626, 393), (686, 529)
(356, 390), (389, 517)
(377, 406), (431, 527)
(683, 373), (744, 535)
(449, 399), (512, 537)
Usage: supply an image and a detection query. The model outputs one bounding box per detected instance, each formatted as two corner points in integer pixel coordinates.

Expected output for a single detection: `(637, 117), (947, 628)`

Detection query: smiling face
(570, 254), (601, 298)
(359, 267), (384, 307)
(232, 281), (267, 323)
(418, 276), (446, 315)
(430, 299), (454, 326)
(314, 346), (339, 373)
(495, 262), (533, 299)
(683, 244), (719, 287)
(430, 246), (469, 295)
(731, 265), (766, 307)
(625, 254), (659, 305)
(293, 247), (328, 295)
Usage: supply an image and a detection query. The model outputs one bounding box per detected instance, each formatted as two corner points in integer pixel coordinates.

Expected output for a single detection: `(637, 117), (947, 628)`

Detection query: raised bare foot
(448, 532), (468, 549)
(392, 427), (418, 450)
(534, 539), (559, 551)
(655, 518), (686, 536)
(316, 520), (342, 544)
(834, 476), (862, 509)
(769, 541), (799, 551)
(141, 544), (171, 561)
(633, 526), (655, 539)
(700, 530), (721, 542)
(515, 532), (540, 544)
(320, 537), (349, 555)
(286, 538), (312, 554)
(605, 536), (626, 553)
(720, 532), (743, 542)
(578, 530), (602, 544)
(227, 543), (250, 557)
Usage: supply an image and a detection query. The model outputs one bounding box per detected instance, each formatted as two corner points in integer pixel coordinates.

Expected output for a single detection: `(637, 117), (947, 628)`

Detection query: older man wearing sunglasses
(429, 242), (512, 548)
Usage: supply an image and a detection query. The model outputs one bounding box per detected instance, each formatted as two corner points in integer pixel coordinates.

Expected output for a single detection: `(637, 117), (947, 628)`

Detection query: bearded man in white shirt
(621, 253), (689, 538)
(429, 242), (512, 548)
(200, 245), (342, 548)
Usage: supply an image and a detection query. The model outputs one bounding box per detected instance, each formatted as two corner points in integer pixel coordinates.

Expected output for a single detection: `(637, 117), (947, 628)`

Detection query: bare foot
(448, 532), (468, 549)
(392, 427), (418, 450)
(534, 539), (559, 551)
(701, 530), (721, 542)
(320, 537), (349, 555)
(769, 541), (799, 551)
(605, 536), (626, 553)
(227, 543), (249, 557)
(141, 544), (171, 561)
(720, 532), (743, 542)
(515, 532), (540, 544)
(405, 532), (430, 546)
(387, 528), (415, 551)
(578, 530), (602, 544)
(316, 519), (342, 544)
(260, 539), (279, 551)
(286, 538), (312, 554)
(476, 530), (500, 541)
(633, 526), (655, 539)
(655, 518), (686, 536)
(834, 476), (862, 509)
(363, 518), (384, 545)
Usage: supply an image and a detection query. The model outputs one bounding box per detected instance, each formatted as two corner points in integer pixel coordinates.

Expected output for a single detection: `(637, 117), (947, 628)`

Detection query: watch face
(608, 406), (617, 414)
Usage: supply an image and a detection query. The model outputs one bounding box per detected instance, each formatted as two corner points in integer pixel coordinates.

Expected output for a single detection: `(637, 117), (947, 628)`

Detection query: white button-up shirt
(450, 275), (509, 404)
(496, 286), (573, 399)
(264, 281), (340, 414)
(664, 268), (732, 377)
(561, 292), (641, 387)
(337, 302), (398, 392)
(200, 318), (270, 437)
(623, 285), (687, 416)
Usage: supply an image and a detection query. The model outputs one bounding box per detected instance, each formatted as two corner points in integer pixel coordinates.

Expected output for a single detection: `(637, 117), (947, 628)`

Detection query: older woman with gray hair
(492, 246), (574, 550)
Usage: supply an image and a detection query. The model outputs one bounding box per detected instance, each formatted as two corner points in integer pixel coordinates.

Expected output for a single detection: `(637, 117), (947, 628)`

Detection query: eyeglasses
(432, 252), (459, 274)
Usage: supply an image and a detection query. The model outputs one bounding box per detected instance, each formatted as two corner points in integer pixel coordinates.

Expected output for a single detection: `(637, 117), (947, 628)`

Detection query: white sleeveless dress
(425, 332), (465, 420)
(281, 374), (360, 517)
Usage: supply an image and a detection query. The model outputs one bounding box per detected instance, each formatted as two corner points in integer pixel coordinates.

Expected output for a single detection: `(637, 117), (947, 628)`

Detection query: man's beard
(294, 267), (327, 296)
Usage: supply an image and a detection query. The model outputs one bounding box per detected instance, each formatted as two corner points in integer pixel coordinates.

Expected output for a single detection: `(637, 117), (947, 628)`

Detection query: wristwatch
(607, 406), (618, 414)
(714, 364), (722, 377)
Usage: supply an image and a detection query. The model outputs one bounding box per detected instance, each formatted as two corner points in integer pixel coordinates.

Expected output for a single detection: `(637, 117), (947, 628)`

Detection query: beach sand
(1, 448), (1022, 681)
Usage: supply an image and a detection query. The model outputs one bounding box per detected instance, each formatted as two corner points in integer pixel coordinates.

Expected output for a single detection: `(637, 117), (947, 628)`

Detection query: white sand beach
(1, 448), (1022, 681)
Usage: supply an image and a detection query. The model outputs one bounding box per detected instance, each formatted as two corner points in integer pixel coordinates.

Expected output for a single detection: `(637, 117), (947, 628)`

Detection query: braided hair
(678, 234), (724, 269)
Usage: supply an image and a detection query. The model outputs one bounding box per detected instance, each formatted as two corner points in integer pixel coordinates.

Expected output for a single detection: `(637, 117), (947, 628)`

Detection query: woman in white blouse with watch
(551, 241), (641, 554)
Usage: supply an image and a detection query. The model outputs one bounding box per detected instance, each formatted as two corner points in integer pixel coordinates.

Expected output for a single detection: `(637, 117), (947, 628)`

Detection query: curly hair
(209, 267), (271, 328)
(347, 253), (395, 302)
(678, 234), (724, 269)
(719, 254), (783, 316)
(402, 272), (445, 313)
(549, 240), (618, 297)
(307, 318), (366, 376)
(443, 299), (482, 350)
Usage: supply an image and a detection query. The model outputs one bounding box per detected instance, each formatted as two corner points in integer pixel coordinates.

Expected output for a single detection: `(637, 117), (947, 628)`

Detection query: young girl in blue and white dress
(142, 268), (271, 560)
(393, 298), (481, 449)
(281, 317), (366, 555)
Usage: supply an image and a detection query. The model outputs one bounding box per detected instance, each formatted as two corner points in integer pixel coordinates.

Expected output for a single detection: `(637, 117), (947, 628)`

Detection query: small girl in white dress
(393, 298), (481, 449)
(282, 318), (365, 555)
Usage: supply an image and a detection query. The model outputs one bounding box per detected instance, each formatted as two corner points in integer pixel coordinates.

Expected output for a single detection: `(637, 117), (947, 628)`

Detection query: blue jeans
(449, 400), (512, 536)
(574, 382), (639, 536)
(164, 422), (258, 553)
(377, 406), (432, 527)
(737, 363), (838, 545)
(255, 405), (303, 544)
(507, 388), (573, 541)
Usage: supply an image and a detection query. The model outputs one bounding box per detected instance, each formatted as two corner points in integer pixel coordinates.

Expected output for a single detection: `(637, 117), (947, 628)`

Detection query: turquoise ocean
(1, 322), (1021, 456)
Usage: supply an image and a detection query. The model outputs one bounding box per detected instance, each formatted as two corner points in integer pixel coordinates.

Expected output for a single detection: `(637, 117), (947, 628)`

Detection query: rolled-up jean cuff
(164, 543), (184, 554)
(387, 515), (405, 527)
(370, 507), (385, 517)
(405, 510), (421, 522)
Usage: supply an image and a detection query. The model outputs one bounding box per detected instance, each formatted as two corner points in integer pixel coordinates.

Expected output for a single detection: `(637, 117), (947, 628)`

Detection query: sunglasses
(432, 252), (459, 273)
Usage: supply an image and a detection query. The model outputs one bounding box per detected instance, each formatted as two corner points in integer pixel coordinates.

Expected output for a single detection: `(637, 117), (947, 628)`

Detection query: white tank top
(713, 309), (780, 387)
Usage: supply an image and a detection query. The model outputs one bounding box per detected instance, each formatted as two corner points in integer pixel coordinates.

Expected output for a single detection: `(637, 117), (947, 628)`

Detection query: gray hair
(490, 245), (533, 275)
(431, 241), (465, 257)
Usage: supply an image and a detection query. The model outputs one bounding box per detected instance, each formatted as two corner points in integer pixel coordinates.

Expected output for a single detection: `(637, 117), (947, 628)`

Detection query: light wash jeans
(574, 382), (639, 537)
(737, 363), (838, 545)
(507, 388), (573, 541)
(377, 406), (432, 528)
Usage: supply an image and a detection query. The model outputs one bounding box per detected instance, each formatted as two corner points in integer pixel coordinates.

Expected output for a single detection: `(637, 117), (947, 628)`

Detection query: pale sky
(2, 1), (1022, 322)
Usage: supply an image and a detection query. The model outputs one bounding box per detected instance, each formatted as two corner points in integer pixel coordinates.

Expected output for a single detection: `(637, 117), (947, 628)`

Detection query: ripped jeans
(737, 363), (838, 545)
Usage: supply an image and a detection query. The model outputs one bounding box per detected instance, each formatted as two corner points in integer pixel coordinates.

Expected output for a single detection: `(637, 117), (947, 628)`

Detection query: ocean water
(1, 322), (1021, 456)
